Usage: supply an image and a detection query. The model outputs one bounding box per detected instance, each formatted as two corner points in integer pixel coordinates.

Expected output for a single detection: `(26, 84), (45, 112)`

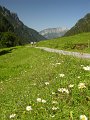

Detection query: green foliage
(0, 13), (14, 32)
(63, 42), (75, 49)
(0, 32), (19, 47)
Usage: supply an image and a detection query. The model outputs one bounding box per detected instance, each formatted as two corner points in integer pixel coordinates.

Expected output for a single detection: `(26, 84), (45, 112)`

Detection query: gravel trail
(36, 47), (90, 59)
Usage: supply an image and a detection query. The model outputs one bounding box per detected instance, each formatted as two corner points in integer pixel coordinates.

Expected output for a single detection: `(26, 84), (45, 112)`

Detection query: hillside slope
(37, 32), (90, 53)
(0, 5), (45, 47)
(64, 13), (90, 36)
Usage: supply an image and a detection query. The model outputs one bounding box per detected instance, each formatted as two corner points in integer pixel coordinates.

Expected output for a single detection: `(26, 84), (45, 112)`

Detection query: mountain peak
(39, 27), (68, 39)
(0, 6), (10, 15)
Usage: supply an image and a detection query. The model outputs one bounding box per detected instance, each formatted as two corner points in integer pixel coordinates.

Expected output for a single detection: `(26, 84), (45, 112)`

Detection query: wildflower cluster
(83, 66), (90, 71)
(59, 73), (65, 77)
(80, 115), (88, 120)
(69, 84), (74, 88)
(37, 98), (46, 103)
(78, 83), (86, 89)
(58, 88), (69, 94)
(52, 106), (59, 111)
(9, 114), (16, 119)
(45, 82), (49, 85)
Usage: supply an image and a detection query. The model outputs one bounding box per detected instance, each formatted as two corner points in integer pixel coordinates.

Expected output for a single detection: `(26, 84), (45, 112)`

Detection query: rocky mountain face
(39, 27), (68, 39)
(0, 5), (45, 47)
(64, 13), (90, 36)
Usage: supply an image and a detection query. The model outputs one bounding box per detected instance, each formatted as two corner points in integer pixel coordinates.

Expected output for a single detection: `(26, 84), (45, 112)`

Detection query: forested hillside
(64, 13), (90, 36)
(0, 6), (45, 48)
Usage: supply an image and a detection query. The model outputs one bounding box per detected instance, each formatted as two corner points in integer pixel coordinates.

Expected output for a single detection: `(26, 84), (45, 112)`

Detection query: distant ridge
(64, 13), (90, 36)
(0, 5), (45, 47)
(39, 27), (68, 39)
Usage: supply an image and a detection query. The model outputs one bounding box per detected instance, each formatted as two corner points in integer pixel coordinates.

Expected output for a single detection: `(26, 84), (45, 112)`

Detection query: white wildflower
(83, 66), (90, 71)
(80, 115), (88, 120)
(58, 88), (69, 94)
(69, 84), (74, 88)
(56, 63), (61, 65)
(59, 74), (65, 77)
(37, 98), (42, 102)
(26, 106), (32, 111)
(9, 114), (16, 119)
(50, 115), (55, 117)
(52, 92), (55, 95)
(52, 106), (58, 110)
(52, 101), (58, 104)
(77, 76), (81, 79)
(78, 83), (86, 89)
(65, 89), (69, 94)
(42, 99), (46, 103)
(58, 88), (63, 92)
(45, 82), (49, 85)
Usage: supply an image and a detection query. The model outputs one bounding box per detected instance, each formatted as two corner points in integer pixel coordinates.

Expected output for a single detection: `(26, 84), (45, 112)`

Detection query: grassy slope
(0, 46), (90, 120)
(37, 32), (90, 53)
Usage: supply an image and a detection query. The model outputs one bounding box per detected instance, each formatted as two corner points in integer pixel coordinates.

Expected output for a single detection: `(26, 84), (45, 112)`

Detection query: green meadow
(37, 32), (90, 53)
(0, 46), (90, 120)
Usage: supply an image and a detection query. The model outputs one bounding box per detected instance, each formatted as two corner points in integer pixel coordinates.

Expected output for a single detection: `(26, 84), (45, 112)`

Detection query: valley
(0, 4), (90, 120)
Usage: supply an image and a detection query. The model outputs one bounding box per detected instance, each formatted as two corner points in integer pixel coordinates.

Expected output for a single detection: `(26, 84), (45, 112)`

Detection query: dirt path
(35, 47), (90, 59)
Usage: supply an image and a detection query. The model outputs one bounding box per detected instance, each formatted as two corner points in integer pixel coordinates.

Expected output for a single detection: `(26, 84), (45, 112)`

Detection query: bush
(0, 32), (19, 47)
(63, 42), (75, 49)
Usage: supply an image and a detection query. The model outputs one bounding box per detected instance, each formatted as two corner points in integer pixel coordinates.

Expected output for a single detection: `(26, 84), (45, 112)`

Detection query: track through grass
(37, 32), (90, 53)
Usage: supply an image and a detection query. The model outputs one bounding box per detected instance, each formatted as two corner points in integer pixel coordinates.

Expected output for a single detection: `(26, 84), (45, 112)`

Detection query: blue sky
(0, 0), (90, 31)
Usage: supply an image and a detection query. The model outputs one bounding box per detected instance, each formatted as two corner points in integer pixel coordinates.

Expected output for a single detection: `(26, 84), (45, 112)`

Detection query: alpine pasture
(0, 46), (90, 120)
